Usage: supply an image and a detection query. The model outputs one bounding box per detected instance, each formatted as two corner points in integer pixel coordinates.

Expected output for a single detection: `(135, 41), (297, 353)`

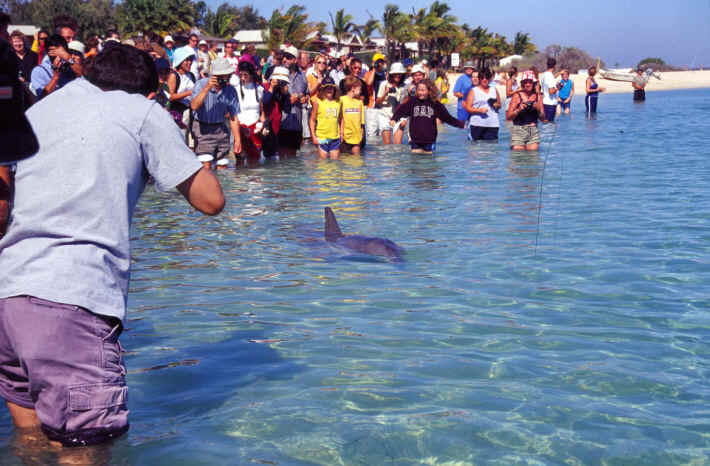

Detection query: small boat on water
(599, 68), (661, 82)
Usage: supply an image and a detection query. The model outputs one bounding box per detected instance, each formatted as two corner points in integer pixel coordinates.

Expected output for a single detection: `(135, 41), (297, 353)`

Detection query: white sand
(446, 70), (710, 100)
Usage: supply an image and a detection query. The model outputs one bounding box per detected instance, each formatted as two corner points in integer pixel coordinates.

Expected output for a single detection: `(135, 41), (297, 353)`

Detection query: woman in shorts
(463, 69), (502, 141)
(506, 70), (544, 151)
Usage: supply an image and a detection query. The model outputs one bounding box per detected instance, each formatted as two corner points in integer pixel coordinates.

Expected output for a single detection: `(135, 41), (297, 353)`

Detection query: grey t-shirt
(0, 79), (203, 321)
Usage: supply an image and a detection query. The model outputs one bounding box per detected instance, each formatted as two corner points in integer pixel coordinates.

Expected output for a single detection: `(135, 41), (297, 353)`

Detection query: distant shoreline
(446, 70), (710, 98)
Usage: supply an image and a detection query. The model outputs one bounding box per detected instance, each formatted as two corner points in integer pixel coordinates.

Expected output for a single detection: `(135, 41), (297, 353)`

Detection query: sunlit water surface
(1, 90), (709, 465)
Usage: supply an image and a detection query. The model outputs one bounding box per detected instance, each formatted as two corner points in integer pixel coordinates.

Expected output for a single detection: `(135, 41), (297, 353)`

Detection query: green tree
(328, 8), (354, 53)
(3, 0), (115, 40)
(117, 0), (197, 35)
(264, 5), (317, 51)
(356, 16), (380, 48)
(513, 31), (536, 55)
(382, 4), (411, 60)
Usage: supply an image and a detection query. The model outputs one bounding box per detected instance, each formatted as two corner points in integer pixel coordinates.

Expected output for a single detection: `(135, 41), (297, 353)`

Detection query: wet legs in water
(585, 95), (598, 113)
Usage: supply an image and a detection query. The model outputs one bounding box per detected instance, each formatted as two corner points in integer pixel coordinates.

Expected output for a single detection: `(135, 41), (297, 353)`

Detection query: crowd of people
(5, 12), (639, 164)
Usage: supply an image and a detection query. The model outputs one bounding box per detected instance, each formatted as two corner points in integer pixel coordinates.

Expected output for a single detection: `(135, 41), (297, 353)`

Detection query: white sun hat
(271, 66), (290, 84)
(411, 64), (426, 75)
(210, 58), (234, 76)
(389, 62), (406, 74)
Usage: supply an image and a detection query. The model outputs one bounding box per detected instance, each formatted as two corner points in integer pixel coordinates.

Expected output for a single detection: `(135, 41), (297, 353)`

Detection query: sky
(210, 0), (710, 67)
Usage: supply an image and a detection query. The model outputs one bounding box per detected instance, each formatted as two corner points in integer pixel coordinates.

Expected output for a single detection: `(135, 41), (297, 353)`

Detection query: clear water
(2, 90), (709, 465)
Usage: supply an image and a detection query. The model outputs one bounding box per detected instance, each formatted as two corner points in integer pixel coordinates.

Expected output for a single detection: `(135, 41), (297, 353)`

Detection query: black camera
(58, 61), (72, 74)
(524, 101), (534, 108)
(217, 76), (229, 87)
(487, 98), (497, 108)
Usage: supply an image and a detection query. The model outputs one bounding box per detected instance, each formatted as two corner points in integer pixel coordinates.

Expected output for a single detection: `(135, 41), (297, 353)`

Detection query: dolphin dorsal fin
(324, 207), (344, 240)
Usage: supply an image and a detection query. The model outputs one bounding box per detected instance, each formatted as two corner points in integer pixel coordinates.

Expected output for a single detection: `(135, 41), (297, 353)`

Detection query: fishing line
(533, 121), (558, 256)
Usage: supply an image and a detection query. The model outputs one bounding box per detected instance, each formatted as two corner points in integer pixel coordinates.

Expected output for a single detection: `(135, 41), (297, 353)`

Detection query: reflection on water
(2, 92), (710, 464)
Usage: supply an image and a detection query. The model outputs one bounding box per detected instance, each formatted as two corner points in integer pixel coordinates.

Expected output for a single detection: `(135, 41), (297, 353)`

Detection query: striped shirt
(191, 78), (240, 124)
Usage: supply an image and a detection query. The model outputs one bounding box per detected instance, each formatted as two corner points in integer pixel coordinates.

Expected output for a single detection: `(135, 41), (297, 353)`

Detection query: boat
(599, 68), (661, 82)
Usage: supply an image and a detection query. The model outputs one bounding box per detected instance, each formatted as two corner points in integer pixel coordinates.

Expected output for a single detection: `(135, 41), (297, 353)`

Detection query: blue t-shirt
(453, 73), (474, 121)
(0, 79), (203, 321)
(281, 69), (308, 131)
(191, 78), (239, 124)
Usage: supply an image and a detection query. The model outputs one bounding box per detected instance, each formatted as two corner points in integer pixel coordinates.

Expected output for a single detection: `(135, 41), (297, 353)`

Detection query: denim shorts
(318, 138), (341, 152)
(558, 100), (570, 110)
(410, 142), (435, 152)
(0, 296), (128, 446)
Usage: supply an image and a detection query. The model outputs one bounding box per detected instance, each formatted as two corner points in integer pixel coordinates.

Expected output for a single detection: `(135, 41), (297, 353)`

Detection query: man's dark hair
(0, 12), (11, 28)
(52, 14), (79, 33)
(478, 68), (492, 81)
(45, 34), (68, 50)
(189, 33), (199, 41)
(106, 29), (119, 39)
(350, 57), (362, 66)
(85, 44), (158, 96)
(547, 57), (556, 68)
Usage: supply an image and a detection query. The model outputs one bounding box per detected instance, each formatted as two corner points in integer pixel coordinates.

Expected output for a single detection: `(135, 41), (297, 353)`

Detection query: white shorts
(365, 108), (380, 139)
(376, 112), (394, 133)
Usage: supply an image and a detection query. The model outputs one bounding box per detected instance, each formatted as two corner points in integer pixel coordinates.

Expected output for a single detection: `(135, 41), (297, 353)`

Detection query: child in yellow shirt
(339, 76), (365, 155)
(309, 77), (341, 159)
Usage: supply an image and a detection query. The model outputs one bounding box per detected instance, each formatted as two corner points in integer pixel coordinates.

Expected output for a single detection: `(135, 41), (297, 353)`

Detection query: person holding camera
(29, 35), (78, 99)
(506, 70), (545, 151)
(190, 58), (242, 169)
(261, 66), (290, 156)
(0, 43), (224, 450)
(375, 62), (407, 145)
(463, 69), (502, 141)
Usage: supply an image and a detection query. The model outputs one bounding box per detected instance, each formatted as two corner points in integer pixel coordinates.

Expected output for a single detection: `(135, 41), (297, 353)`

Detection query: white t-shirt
(176, 71), (195, 107)
(541, 70), (558, 106)
(235, 82), (264, 126)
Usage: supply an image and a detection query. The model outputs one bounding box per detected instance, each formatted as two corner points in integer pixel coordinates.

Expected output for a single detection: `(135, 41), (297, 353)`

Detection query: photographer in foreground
(0, 44), (224, 449)
(506, 70), (544, 151)
(190, 58), (242, 169)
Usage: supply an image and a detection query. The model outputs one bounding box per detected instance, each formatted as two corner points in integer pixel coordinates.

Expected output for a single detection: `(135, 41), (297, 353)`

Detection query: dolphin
(324, 207), (403, 260)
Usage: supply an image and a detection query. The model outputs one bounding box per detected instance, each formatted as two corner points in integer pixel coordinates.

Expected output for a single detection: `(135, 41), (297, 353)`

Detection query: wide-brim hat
(210, 57), (234, 76)
(389, 62), (406, 74)
(271, 66), (290, 84)
(163, 35), (174, 44)
(411, 64), (426, 75)
(173, 46), (195, 67)
(67, 40), (85, 56)
(280, 44), (298, 59)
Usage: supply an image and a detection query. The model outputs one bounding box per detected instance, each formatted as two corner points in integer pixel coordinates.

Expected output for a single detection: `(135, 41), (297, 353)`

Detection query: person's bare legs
(7, 401), (40, 428)
(382, 130), (392, 145)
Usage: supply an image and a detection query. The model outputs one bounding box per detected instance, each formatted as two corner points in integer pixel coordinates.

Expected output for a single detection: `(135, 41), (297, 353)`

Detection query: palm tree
(382, 4), (407, 60)
(329, 9), (355, 54)
(265, 5), (318, 50)
(356, 17), (381, 48)
(513, 31), (537, 55)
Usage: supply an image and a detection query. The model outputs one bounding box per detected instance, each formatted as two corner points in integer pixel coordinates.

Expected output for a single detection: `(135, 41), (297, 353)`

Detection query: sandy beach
(446, 69), (710, 100)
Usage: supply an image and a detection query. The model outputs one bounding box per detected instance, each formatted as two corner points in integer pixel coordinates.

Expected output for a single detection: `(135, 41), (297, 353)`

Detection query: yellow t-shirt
(340, 95), (364, 145)
(315, 98), (340, 140)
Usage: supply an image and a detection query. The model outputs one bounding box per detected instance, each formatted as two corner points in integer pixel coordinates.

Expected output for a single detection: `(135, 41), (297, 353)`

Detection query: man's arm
(176, 167), (225, 215)
(0, 166), (13, 238)
(190, 77), (215, 111)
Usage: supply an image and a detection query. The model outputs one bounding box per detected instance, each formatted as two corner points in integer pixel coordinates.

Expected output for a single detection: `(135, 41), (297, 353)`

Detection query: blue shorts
(558, 100), (570, 110)
(411, 142), (435, 152)
(318, 138), (341, 152)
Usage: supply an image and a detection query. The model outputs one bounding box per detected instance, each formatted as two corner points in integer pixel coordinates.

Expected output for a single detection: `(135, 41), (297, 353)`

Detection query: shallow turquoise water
(2, 89), (710, 464)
